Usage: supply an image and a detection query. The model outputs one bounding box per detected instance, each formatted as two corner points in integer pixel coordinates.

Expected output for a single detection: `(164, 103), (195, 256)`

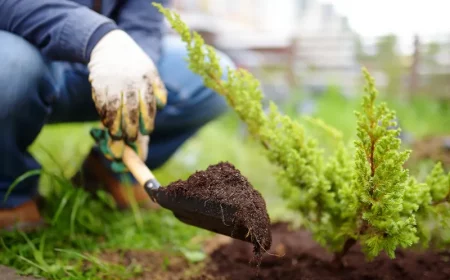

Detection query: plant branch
(332, 238), (357, 266)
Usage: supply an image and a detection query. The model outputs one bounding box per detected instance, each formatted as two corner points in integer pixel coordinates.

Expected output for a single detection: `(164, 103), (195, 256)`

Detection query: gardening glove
(90, 127), (149, 173)
(104, 130), (149, 162)
(88, 29), (168, 143)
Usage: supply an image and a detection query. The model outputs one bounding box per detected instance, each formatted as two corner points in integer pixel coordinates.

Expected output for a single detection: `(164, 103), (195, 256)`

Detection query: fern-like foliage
(153, 3), (450, 260)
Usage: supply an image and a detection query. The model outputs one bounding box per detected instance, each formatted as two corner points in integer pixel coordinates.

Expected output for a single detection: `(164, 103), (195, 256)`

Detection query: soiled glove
(88, 29), (167, 143)
(90, 127), (149, 172)
(105, 130), (149, 162)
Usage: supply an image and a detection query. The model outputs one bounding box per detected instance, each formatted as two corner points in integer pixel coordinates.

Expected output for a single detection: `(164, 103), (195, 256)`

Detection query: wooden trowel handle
(122, 145), (160, 192)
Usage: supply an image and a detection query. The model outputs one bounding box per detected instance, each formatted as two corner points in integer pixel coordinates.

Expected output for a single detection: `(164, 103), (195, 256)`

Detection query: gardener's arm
(0, 0), (117, 63)
(113, 0), (170, 63)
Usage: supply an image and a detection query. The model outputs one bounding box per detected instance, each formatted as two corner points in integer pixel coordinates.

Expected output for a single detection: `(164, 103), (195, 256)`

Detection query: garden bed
(88, 222), (450, 280)
(196, 222), (450, 280)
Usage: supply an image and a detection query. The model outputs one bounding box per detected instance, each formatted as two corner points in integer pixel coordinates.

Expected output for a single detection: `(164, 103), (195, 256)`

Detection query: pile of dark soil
(164, 162), (272, 265)
(199, 222), (450, 280)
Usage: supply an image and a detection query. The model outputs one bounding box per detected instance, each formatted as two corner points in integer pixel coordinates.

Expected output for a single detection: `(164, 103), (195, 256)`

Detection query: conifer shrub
(153, 3), (450, 261)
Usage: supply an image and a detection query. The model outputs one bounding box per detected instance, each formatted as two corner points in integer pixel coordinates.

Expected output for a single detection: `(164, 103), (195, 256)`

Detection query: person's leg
(0, 31), (99, 212)
(46, 62), (99, 124)
(0, 31), (59, 210)
(144, 34), (235, 169)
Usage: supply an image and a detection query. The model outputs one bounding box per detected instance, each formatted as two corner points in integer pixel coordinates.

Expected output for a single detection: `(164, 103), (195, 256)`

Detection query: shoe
(72, 148), (160, 210)
(0, 199), (44, 232)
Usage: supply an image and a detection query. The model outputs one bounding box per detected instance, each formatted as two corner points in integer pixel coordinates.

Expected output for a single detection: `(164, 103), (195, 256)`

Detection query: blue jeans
(0, 31), (233, 208)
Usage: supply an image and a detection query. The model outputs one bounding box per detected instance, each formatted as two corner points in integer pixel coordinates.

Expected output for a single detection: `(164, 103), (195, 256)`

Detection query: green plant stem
(336, 103), (379, 261)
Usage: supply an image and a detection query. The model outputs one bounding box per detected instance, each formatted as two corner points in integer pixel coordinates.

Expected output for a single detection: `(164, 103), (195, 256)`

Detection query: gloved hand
(105, 131), (149, 162)
(88, 29), (167, 143)
(90, 127), (149, 173)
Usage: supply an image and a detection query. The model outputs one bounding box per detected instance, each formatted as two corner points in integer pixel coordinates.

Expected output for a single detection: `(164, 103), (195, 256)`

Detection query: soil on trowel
(165, 162), (272, 266)
(197, 222), (450, 280)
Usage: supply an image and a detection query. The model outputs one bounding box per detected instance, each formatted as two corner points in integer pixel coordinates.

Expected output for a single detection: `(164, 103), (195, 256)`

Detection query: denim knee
(0, 31), (51, 115)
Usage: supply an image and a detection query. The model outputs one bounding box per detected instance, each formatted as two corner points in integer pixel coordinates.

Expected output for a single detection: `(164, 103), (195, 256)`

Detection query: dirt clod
(165, 162), (272, 266)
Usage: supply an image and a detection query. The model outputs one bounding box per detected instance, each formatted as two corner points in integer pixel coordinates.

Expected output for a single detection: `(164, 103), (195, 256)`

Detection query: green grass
(1, 88), (449, 279)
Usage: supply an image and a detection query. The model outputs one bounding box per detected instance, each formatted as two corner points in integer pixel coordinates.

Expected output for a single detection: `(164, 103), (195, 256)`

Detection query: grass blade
(52, 189), (75, 225)
(4, 170), (41, 202)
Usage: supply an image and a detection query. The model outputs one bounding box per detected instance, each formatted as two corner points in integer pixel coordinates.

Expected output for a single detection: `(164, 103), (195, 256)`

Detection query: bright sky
(317, 0), (450, 52)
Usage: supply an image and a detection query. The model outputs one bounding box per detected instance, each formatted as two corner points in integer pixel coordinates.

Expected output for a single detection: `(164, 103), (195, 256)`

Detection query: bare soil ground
(196, 222), (450, 280)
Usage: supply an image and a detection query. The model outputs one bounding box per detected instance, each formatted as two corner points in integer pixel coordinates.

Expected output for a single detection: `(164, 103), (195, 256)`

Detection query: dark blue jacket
(0, 0), (170, 64)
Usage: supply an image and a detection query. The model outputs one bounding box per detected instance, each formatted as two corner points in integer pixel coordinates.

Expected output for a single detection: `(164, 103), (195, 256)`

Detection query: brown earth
(196, 222), (450, 280)
(10, 221), (445, 280)
(94, 222), (450, 280)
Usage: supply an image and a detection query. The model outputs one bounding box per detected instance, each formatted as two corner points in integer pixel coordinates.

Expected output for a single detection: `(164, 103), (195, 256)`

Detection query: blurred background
(169, 0), (450, 106)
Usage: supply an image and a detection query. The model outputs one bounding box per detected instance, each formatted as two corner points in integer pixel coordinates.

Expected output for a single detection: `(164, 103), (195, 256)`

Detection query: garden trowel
(89, 128), (253, 244)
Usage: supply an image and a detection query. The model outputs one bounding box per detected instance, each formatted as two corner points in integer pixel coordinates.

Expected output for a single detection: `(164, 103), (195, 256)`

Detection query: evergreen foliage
(153, 3), (450, 260)
(350, 70), (417, 259)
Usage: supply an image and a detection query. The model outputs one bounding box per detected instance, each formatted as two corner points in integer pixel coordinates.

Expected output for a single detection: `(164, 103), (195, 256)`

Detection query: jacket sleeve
(114, 0), (170, 64)
(0, 0), (118, 64)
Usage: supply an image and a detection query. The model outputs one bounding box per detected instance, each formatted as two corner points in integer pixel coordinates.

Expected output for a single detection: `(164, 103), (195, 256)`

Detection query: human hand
(88, 29), (167, 143)
(90, 127), (149, 173)
(104, 132), (149, 162)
